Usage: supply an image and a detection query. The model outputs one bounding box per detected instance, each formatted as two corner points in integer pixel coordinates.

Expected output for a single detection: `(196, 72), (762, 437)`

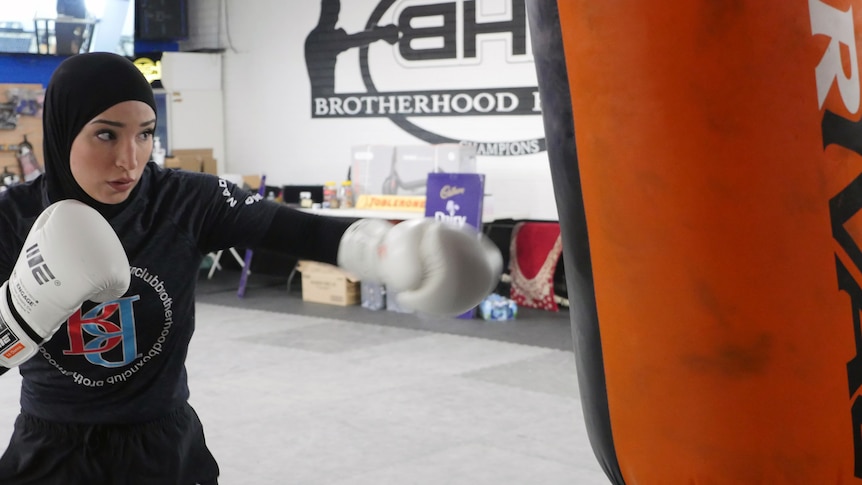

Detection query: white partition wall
(187, 0), (558, 220)
(160, 51), (226, 174)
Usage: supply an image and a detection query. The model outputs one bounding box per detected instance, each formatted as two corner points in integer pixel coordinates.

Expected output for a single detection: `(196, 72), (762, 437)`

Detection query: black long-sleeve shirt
(0, 162), (350, 423)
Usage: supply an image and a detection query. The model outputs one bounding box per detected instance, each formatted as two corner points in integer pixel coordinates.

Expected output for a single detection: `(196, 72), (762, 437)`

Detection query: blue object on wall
(0, 54), (64, 86)
(0, 41), (177, 86)
(135, 40), (179, 53)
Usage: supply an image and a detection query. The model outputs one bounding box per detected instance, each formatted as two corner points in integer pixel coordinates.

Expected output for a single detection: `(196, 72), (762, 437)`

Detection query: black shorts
(0, 402), (219, 485)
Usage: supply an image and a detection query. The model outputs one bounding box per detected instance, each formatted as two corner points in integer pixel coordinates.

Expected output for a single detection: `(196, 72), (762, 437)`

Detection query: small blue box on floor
(479, 294), (518, 321)
(361, 282), (386, 311)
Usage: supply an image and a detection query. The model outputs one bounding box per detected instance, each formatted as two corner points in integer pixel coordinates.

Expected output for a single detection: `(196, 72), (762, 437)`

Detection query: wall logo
(305, 0), (545, 156)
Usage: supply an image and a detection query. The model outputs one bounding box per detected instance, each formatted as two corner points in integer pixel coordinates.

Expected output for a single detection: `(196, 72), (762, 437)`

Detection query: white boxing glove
(0, 200), (130, 369)
(337, 218), (503, 316)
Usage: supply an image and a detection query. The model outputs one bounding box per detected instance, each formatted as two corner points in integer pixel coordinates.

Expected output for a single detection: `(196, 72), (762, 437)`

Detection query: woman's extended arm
(255, 204), (354, 264)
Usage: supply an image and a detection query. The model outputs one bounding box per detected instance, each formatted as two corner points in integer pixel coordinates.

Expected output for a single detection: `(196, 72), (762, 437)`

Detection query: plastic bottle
(323, 181), (338, 209)
(17, 135), (42, 182)
(152, 136), (166, 166)
(0, 165), (18, 192)
(338, 180), (354, 209)
(299, 191), (313, 208)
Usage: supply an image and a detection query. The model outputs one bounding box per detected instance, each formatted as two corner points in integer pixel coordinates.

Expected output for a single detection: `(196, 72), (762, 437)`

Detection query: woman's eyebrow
(91, 119), (124, 127)
(90, 118), (156, 127)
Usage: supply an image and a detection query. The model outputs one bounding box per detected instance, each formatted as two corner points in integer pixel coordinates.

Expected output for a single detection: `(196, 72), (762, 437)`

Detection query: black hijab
(43, 52), (157, 217)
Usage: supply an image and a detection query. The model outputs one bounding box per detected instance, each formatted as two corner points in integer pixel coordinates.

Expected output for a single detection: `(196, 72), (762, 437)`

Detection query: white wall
(160, 52), (225, 170)
(209, 0), (558, 220)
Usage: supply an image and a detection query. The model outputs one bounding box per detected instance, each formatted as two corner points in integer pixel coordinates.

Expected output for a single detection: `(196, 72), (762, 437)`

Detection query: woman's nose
(115, 139), (140, 171)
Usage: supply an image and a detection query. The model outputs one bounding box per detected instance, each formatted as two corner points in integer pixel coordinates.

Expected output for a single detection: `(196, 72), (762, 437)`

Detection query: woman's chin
(94, 192), (131, 205)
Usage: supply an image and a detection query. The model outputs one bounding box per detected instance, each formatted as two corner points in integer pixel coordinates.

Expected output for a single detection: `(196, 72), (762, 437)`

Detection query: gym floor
(0, 269), (609, 484)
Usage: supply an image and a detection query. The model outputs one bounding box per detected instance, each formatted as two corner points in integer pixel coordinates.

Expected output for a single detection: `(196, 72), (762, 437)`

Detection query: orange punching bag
(528, 1), (862, 483)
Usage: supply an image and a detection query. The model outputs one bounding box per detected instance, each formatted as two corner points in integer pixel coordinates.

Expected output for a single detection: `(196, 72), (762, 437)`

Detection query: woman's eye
(96, 131), (114, 141)
(139, 129), (154, 141)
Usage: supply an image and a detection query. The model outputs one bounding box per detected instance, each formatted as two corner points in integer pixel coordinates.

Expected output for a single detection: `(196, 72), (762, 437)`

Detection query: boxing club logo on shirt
(63, 297), (140, 368)
(37, 296), (144, 388)
(39, 266), (176, 388)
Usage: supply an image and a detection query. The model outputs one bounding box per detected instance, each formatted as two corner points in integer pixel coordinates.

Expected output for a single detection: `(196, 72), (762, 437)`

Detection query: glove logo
(0, 317), (24, 359)
(25, 243), (56, 285)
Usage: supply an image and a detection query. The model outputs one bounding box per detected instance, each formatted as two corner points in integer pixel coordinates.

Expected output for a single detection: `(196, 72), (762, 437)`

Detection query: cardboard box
(297, 260), (360, 306)
(171, 148), (217, 174)
(242, 174), (261, 191)
(164, 156), (201, 172)
(201, 158), (217, 175)
(172, 148), (213, 161)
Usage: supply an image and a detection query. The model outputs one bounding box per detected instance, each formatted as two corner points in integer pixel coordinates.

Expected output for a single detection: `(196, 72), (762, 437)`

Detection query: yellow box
(355, 194), (426, 211)
(297, 260), (360, 306)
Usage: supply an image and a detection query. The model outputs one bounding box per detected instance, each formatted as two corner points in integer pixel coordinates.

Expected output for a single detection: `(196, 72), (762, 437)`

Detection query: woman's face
(69, 100), (155, 204)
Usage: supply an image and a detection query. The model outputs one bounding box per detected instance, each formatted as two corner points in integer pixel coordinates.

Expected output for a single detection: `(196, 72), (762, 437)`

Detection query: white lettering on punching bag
(810, 0), (860, 112)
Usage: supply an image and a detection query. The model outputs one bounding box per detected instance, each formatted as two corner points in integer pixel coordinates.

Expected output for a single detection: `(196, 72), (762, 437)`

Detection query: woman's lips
(108, 179), (135, 191)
